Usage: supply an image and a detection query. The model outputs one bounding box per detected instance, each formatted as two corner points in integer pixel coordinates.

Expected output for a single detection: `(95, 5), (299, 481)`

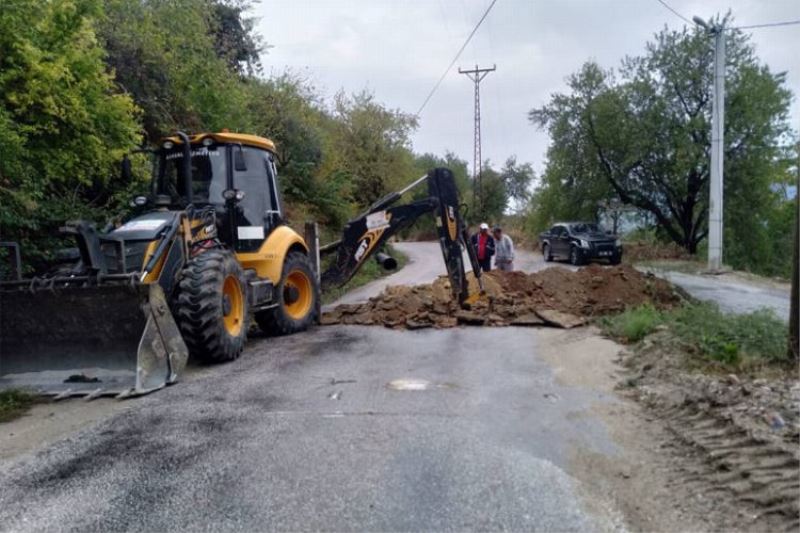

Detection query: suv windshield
(570, 223), (603, 234)
(158, 145), (226, 205)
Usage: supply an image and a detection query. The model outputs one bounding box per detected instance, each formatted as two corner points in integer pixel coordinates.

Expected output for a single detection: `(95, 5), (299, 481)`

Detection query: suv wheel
(543, 244), (553, 262)
(569, 245), (584, 266)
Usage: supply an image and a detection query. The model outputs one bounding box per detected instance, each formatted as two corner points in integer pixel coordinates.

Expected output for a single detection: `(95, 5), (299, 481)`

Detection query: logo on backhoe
(446, 205), (457, 241)
(353, 212), (392, 264)
(354, 227), (387, 264)
(355, 239), (370, 262)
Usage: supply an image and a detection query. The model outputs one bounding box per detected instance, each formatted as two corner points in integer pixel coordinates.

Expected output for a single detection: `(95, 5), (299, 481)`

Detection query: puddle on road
(386, 379), (459, 391)
(387, 379), (432, 391)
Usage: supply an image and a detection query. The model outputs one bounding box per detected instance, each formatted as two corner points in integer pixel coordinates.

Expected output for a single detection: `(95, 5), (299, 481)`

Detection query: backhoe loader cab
(0, 132), (319, 398)
(153, 133), (284, 251)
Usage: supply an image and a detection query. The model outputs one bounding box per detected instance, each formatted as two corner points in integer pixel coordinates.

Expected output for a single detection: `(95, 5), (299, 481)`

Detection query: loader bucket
(0, 283), (188, 399)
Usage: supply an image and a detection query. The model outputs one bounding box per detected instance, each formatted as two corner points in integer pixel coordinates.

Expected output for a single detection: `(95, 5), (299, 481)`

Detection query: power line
(415, 0), (499, 117)
(733, 19), (800, 30)
(654, 0), (800, 32)
(654, 0), (691, 25)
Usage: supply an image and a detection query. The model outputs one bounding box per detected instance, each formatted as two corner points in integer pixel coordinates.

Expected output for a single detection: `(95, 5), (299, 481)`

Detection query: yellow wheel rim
(284, 269), (313, 320)
(222, 275), (245, 336)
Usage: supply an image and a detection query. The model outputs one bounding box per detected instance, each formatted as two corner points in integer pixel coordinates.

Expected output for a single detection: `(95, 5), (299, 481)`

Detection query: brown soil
(623, 241), (693, 262)
(322, 264), (684, 330)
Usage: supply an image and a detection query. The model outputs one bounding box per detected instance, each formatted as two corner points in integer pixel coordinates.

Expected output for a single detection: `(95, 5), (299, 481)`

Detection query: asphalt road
(641, 268), (791, 321)
(0, 242), (626, 532)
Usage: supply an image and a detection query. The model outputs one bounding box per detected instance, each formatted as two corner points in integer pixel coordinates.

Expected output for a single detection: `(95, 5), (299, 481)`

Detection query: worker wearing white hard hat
(470, 222), (495, 272)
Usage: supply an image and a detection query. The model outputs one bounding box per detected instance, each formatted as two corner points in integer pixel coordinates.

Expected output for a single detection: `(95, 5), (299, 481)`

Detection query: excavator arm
(320, 168), (483, 305)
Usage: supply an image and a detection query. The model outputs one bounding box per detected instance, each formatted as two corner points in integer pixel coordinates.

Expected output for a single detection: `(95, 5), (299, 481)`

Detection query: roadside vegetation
(600, 302), (791, 370)
(321, 244), (408, 305)
(0, 389), (40, 423)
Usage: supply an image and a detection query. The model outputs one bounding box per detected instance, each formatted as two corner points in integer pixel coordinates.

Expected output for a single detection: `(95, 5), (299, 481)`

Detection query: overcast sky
(254, 0), (799, 175)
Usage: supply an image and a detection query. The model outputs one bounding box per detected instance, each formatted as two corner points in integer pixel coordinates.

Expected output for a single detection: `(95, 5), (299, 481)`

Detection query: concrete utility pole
(693, 16), (725, 271)
(459, 64), (495, 217)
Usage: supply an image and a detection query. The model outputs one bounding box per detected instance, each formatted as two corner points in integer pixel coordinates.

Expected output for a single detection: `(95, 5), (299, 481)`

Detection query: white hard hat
(480, 223), (489, 230)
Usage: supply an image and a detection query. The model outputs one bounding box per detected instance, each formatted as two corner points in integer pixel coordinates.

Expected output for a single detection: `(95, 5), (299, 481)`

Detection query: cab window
(159, 145), (226, 205)
(233, 146), (276, 228)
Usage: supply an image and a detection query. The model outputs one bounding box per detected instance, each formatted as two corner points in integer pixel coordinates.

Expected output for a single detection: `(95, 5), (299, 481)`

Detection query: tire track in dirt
(623, 337), (800, 531)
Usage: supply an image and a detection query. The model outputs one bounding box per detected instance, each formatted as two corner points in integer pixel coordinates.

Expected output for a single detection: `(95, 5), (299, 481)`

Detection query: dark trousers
(478, 258), (491, 272)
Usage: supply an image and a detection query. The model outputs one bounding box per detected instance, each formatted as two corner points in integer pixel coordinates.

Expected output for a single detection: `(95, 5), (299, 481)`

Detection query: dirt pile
(322, 264), (683, 330)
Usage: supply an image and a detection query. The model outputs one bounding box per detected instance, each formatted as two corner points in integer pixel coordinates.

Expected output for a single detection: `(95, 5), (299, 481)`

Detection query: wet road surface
(0, 326), (624, 532)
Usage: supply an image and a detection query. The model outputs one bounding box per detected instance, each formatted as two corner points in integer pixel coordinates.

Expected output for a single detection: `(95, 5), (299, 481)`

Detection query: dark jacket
(471, 232), (495, 261)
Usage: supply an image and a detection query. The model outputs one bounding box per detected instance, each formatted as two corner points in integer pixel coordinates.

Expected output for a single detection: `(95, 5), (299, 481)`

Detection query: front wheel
(175, 249), (249, 363)
(255, 252), (319, 335)
(610, 253), (622, 265)
(543, 244), (553, 262)
(569, 246), (585, 266)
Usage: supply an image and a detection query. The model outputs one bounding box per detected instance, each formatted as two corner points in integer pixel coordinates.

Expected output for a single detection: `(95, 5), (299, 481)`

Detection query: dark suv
(539, 222), (622, 265)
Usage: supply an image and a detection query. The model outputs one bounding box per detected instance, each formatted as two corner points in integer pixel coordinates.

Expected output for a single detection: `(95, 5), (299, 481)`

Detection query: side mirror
(234, 145), (247, 171)
(121, 155), (132, 182)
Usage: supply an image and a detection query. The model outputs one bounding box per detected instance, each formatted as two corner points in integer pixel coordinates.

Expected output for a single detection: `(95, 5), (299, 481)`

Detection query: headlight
(579, 239), (590, 248)
(615, 239), (621, 247)
(162, 140), (174, 149)
(202, 137), (214, 146)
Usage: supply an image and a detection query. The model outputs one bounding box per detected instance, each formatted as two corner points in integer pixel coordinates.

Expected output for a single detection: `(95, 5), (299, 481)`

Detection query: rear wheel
(255, 251), (318, 335)
(175, 249), (249, 363)
(543, 243), (553, 262)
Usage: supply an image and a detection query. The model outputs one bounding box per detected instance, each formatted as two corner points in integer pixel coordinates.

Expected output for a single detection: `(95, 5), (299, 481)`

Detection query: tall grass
(600, 302), (789, 367)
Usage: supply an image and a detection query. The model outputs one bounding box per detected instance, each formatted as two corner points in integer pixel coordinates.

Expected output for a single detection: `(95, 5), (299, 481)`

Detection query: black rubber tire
(610, 253), (622, 265)
(569, 245), (584, 266)
(543, 244), (553, 262)
(175, 249), (249, 363)
(255, 251), (318, 336)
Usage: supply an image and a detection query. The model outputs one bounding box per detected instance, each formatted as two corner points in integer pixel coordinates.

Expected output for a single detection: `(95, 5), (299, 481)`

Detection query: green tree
(499, 156), (535, 213)
(530, 19), (794, 266)
(330, 91), (418, 207)
(210, 0), (264, 75)
(0, 0), (140, 268)
(477, 163), (507, 223)
(98, 0), (254, 140)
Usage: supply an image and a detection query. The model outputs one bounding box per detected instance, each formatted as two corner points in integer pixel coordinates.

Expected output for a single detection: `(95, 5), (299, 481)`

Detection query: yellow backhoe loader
(0, 131), (482, 399)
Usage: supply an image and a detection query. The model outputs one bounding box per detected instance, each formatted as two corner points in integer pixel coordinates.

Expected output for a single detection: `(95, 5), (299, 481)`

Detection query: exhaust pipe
(375, 252), (397, 271)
